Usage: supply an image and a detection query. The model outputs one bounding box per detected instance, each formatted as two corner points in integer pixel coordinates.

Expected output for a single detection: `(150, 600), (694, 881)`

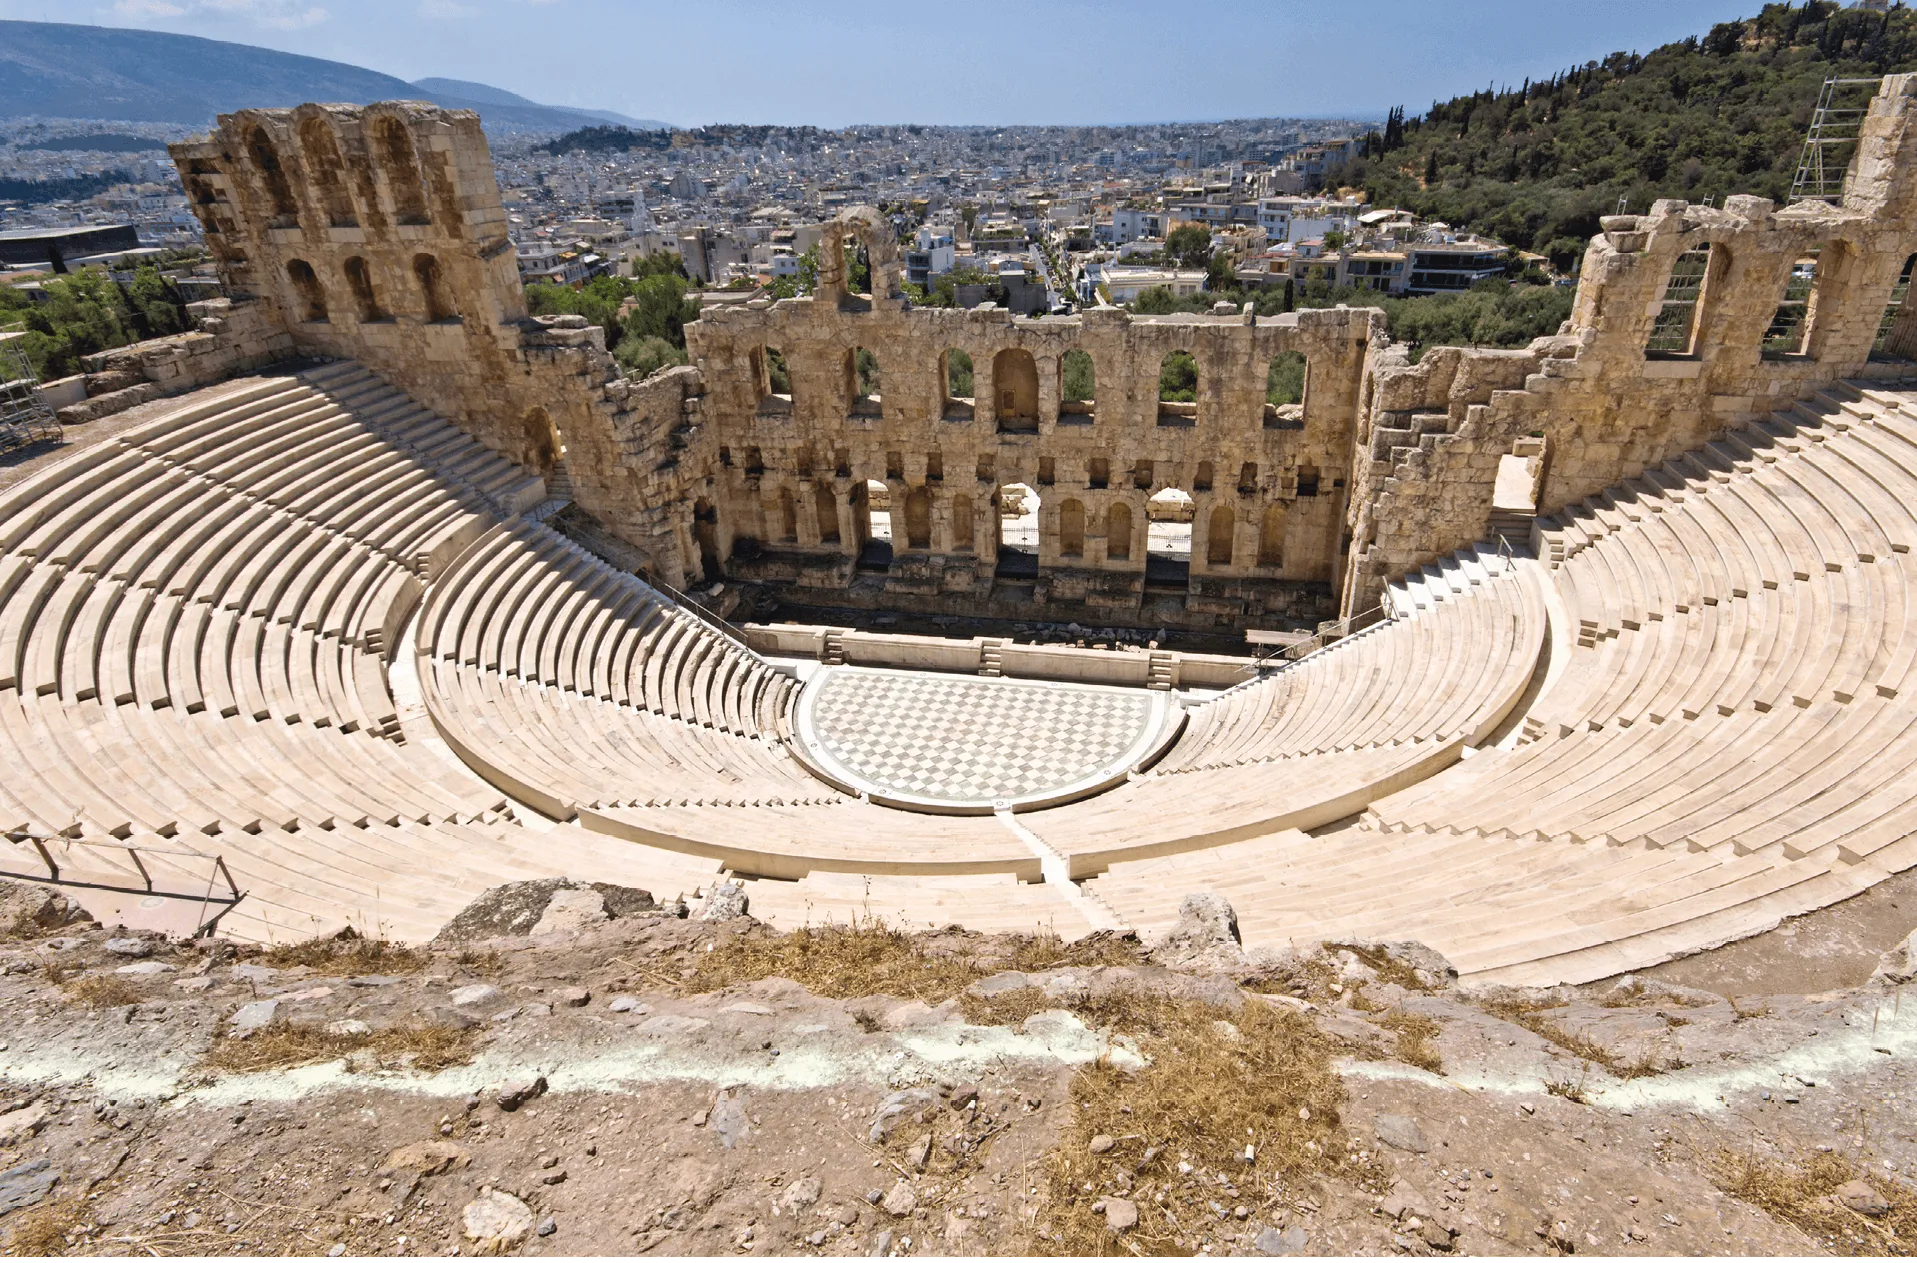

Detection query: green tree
(1267, 351), (1307, 406)
(614, 334), (687, 380)
(1061, 348), (1094, 402)
(621, 272), (702, 349)
(945, 348), (973, 398)
(764, 245), (818, 301)
(1159, 350), (1197, 402)
(1165, 223), (1212, 269)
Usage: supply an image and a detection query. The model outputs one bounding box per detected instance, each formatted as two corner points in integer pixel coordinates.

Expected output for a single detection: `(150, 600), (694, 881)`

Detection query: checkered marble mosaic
(793, 666), (1171, 808)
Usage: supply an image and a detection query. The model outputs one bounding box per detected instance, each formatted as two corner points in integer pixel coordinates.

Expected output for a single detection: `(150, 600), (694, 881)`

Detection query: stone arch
(284, 258), (327, 322)
(1877, 252), (1917, 360)
(814, 482), (840, 543)
(1207, 504), (1235, 566)
(1762, 246), (1825, 359)
(1148, 488), (1194, 564)
(994, 348), (1039, 431)
(846, 347), (881, 416)
(942, 348), (975, 418)
(1258, 502), (1288, 567)
(1060, 348), (1095, 421)
(1059, 498), (1085, 558)
(757, 345), (790, 413)
(904, 486), (932, 550)
(1106, 501), (1133, 562)
(373, 115), (431, 226)
(1265, 350), (1307, 427)
(298, 115), (358, 228)
(777, 486), (798, 542)
(1158, 349), (1197, 424)
(413, 253), (457, 322)
(951, 493), (975, 551)
(245, 124), (299, 226)
(343, 256), (385, 322)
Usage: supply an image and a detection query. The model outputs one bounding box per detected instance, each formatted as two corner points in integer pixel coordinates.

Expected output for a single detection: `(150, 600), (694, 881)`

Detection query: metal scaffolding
(1790, 76), (1884, 204)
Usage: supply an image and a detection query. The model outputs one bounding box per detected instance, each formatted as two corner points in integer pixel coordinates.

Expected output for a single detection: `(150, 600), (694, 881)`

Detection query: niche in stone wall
(943, 348), (974, 420)
(245, 125), (299, 228)
(951, 494), (975, 552)
(847, 347), (882, 417)
(904, 486), (932, 550)
(994, 349), (1039, 432)
(344, 256), (387, 322)
(374, 116), (432, 226)
(757, 346), (791, 415)
(1264, 351), (1307, 429)
(1762, 247), (1822, 359)
(299, 116), (358, 229)
(1088, 457), (1109, 490)
(1059, 499), (1086, 558)
(1876, 253), (1917, 361)
(285, 259), (328, 323)
(1158, 350), (1197, 426)
(1107, 501), (1134, 562)
(1207, 504), (1236, 566)
(814, 483), (840, 544)
(1258, 502), (1288, 568)
(776, 486), (798, 542)
(414, 254), (458, 322)
(1060, 349), (1095, 424)
(521, 406), (561, 472)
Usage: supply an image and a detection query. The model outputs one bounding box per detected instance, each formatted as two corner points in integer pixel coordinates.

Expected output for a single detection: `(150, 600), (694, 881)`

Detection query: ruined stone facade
(147, 77), (1917, 625)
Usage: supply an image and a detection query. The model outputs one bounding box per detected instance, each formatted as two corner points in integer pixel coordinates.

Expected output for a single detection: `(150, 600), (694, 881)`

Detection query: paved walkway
(790, 666), (1181, 811)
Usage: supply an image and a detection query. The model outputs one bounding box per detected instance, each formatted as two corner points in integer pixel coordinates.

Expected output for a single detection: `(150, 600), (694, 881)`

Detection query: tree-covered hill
(1351, 1), (1917, 270)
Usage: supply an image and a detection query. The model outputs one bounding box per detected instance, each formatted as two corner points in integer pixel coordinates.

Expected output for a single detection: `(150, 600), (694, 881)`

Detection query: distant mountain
(0, 21), (665, 134)
(410, 78), (665, 130)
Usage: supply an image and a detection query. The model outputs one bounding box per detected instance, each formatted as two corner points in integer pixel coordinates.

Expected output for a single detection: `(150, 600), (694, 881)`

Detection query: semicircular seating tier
(1086, 383), (1917, 986)
(0, 362), (730, 944)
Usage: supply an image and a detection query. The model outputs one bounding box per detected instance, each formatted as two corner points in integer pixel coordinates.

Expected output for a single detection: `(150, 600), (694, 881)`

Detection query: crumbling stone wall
(1340, 73), (1917, 615)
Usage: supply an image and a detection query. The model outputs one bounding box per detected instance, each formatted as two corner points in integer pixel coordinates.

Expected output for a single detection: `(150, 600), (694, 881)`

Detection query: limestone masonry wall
(130, 80), (1917, 619)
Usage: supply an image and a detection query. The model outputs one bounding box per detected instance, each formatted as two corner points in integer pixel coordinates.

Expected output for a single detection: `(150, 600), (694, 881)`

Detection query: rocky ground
(0, 874), (1914, 1257)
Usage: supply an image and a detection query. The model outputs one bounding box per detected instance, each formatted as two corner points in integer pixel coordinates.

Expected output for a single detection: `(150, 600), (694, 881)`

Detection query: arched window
(343, 256), (385, 322)
(1207, 504), (1235, 566)
(847, 347), (880, 416)
(1060, 349), (1094, 422)
(904, 487), (932, 550)
(298, 116), (357, 228)
(1059, 499), (1085, 558)
(1258, 503), (1288, 567)
(951, 494), (974, 552)
(757, 346), (790, 414)
(374, 116), (431, 226)
(814, 482), (840, 543)
(1265, 350), (1307, 427)
(1645, 245), (1713, 357)
(1106, 502), (1133, 562)
(285, 259), (327, 322)
(1158, 350), (1197, 425)
(246, 125), (299, 226)
(994, 348), (1038, 432)
(1762, 248), (1822, 359)
(520, 405), (560, 471)
(942, 348), (974, 419)
(413, 253), (456, 322)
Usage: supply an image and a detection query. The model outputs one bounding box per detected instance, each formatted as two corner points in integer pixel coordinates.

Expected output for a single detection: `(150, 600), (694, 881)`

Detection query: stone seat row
(1161, 544), (1542, 771)
(421, 658), (830, 822)
(734, 870), (1099, 939)
(419, 521), (793, 739)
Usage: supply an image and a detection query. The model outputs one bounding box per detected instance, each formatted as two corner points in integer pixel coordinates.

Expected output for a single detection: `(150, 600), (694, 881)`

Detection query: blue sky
(9, 0), (1760, 127)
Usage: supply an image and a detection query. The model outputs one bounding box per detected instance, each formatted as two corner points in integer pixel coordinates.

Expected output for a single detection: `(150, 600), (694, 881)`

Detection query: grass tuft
(5, 1196), (81, 1255)
(1480, 994), (1680, 1080)
(201, 1020), (476, 1074)
(1712, 1147), (1917, 1254)
(1034, 991), (1352, 1255)
(1377, 1009), (1444, 1074)
(260, 932), (427, 974)
(61, 973), (143, 1008)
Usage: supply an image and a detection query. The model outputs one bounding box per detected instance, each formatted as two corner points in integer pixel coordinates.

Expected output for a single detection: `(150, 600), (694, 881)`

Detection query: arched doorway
(1146, 487), (1192, 588)
(995, 481), (1039, 580)
(993, 349), (1039, 432)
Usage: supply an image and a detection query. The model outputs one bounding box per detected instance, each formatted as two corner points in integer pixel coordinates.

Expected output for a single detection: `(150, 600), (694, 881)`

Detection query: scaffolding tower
(0, 336), (64, 459)
(1790, 77), (1884, 204)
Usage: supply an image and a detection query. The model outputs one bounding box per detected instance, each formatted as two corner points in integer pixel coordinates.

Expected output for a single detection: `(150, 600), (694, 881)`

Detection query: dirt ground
(0, 874), (1913, 1258)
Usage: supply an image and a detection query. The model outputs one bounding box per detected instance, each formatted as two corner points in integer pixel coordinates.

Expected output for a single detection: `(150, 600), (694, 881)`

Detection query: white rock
(115, 961), (174, 975)
(530, 887), (608, 937)
(228, 998), (278, 1032)
(461, 1190), (534, 1255)
(449, 984), (503, 1007)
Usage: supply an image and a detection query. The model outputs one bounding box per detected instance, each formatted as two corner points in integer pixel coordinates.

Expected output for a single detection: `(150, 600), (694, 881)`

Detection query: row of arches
(752, 343), (1312, 429)
(240, 114), (435, 237)
(1645, 240), (1917, 363)
(757, 479), (1289, 571)
(283, 252), (457, 325)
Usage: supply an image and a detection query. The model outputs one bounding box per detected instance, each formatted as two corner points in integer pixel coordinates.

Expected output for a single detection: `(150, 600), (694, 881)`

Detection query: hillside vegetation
(1352, 1), (1917, 269)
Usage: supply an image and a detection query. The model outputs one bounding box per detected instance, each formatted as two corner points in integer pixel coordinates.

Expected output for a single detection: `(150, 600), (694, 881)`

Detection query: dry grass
(5, 1195), (82, 1255)
(61, 973), (143, 1009)
(1325, 941), (1430, 992)
(1712, 1147), (1917, 1255)
(1376, 1009), (1443, 1074)
(1033, 990), (1356, 1256)
(260, 932), (426, 974)
(1597, 979), (1709, 1010)
(201, 1020), (476, 1075)
(1479, 995), (1680, 1080)
(454, 946), (503, 977)
(682, 916), (1135, 1004)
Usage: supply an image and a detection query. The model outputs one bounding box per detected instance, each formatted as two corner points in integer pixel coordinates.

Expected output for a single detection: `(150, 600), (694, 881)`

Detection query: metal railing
(1791, 77), (1884, 204)
(5, 829), (243, 935)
